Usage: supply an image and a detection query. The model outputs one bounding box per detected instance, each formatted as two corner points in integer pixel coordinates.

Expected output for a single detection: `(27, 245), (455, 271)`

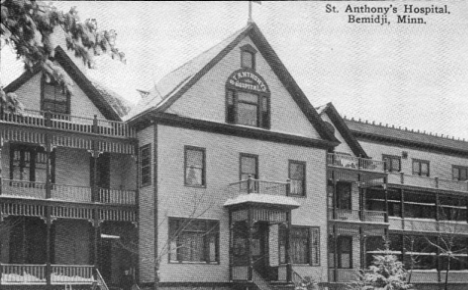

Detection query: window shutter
(226, 90), (236, 123)
(261, 96), (270, 129)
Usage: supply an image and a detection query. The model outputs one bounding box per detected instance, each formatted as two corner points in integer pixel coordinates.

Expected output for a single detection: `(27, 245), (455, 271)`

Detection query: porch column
(133, 143), (140, 284)
(247, 207), (253, 280)
(44, 138), (55, 199)
(333, 225), (338, 282)
(401, 189), (405, 230)
(92, 210), (102, 272)
(332, 171), (337, 220)
(383, 177), (389, 239)
(0, 137), (3, 195)
(45, 206), (52, 287)
(435, 193), (440, 232)
(228, 210), (233, 281)
(360, 228), (367, 270)
(286, 210), (292, 283)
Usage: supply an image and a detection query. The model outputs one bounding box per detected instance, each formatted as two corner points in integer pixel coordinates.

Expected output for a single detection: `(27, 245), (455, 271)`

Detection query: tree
(348, 240), (413, 290)
(1, 0), (125, 109)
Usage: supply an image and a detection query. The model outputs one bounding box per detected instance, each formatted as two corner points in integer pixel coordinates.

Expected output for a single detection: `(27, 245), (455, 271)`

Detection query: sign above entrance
(227, 69), (269, 93)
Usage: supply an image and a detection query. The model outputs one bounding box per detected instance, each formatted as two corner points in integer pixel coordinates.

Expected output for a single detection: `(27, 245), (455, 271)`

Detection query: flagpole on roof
(248, 1), (261, 24)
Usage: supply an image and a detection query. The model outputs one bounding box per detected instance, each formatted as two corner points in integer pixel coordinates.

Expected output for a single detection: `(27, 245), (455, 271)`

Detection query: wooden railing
(51, 265), (94, 284)
(388, 172), (468, 192)
(228, 178), (289, 197)
(327, 153), (386, 173)
(96, 269), (110, 290)
(1, 179), (136, 205)
(1, 264), (46, 284)
(328, 208), (387, 223)
(1, 109), (136, 139)
(98, 188), (136, 205)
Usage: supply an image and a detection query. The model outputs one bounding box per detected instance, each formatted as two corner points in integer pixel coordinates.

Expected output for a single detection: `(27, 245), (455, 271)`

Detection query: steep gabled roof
(4, 46), (126, 120)
(346, 119), (468, 156)
(318, 103), (369, 158)
(129, 22), (338, 143)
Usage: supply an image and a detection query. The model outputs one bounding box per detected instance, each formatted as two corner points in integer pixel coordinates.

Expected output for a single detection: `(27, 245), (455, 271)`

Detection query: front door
(252, 221), (270, 279)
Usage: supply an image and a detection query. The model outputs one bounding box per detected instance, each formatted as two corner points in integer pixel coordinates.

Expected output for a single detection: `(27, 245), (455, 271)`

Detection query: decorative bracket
(87, 149), (103, 159)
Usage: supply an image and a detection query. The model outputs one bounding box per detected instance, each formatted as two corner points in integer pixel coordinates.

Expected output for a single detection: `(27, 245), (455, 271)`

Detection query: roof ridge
(344, 116), (467, 143)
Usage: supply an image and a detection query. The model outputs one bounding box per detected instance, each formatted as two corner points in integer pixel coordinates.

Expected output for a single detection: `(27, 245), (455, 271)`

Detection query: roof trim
(352, 130), (468, 158)
(321, 103), (369, 158)
(4, 47), (121, 121)
(154, 23), (338, 144)
(132, 112), (339, 150)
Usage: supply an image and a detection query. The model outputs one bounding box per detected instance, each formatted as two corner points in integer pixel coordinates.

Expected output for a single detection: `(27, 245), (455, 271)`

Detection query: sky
(1, 1), (467, 140)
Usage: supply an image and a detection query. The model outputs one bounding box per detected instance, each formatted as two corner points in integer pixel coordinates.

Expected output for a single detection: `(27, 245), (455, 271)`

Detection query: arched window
(226, 70), (270, 129)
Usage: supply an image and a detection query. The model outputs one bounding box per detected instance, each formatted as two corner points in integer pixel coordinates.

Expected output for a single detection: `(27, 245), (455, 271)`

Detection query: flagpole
(248, 1), (253, 23)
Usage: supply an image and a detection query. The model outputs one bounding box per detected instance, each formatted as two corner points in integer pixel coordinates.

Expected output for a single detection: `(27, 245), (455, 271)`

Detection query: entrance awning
(224, 193), (300, 210)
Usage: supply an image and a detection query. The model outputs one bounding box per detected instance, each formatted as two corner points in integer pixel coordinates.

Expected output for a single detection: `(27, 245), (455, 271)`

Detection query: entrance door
(252, 221), (270, 279)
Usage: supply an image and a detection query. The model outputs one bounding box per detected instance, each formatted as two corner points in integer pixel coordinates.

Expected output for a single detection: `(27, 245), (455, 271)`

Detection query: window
(10, 145), (53, 184)
(240, 154), (258, 192)
(452, 166), (468, 181)
(329, 235), (352, 269)
(168, 218), (219, 264)
(289, 161), (306, 196)
(41, 76), (70, 114)
(383, 154), (401, 172)
(336, 182), (352, 210)
(140, 144), (151, 187)
(279, 226), (320, 266)
(413, 159), (430, 177)
(240, 45), (256, 70)
(184, 147), (206, 187)
(226, 90), (270, 129)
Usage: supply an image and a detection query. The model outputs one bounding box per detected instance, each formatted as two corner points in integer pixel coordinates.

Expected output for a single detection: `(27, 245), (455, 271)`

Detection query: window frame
(412, 159), (430, 177)
(226, 88), (270, 129)
(330, 235), (352, 269)
(168, 217), (220, 264)
(139, 144), (152, 187)
(240, 44), (257, 70)
(382, 154), (401, 172)
(452, 165), (468, 181)
(9, 144), (55, 184)
(288, 160), (306, 197)
(184, 146), (206, 188)
(280, 225), (320, 266)
(239, 153), (259, 181)
(41, 75), (71, 115)
(336, 181), (352, 210)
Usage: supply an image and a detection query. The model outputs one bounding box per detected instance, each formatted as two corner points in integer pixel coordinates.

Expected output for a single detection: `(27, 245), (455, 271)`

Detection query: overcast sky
(2, 1), (467, 140)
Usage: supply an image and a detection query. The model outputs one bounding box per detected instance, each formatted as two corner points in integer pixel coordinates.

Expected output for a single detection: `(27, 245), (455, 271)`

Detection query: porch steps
(253, 270), (274, 290)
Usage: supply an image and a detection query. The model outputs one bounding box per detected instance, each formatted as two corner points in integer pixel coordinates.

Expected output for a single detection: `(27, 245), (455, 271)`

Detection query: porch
(225, 178), (301, 284)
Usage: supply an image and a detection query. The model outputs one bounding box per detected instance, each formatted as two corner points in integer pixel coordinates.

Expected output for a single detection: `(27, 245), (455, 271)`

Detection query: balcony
(328, 208), (388, 224)
(389, 216), (468, 234)
(327, 153), (386, 174)
(388, 173), (468, 193)
(1, 109), (136, 139)
(0, 264), (94, 285)
(1, 179), (136, 205)
(225, 178), (300, 210)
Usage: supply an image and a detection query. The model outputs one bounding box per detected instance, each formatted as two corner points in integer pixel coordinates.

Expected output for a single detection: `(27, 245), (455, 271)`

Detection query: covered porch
(224, 178), (300, 284)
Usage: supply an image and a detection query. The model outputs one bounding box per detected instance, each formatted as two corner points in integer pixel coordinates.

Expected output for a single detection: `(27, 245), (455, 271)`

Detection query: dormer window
(41, 76), (70, 115)
(240, 44), (257, 70)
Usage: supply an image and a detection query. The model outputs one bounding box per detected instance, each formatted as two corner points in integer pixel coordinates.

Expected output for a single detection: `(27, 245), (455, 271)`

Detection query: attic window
(240, 44), (257, 70)
(41, 76), (70, 115)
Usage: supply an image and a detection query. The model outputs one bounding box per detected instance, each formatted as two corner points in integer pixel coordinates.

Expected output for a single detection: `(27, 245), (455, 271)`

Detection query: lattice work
(1, 202), (46, 218)
(99, 208), (137, 222)
(51, 206), (93, 220)
(1, 128), (46, 144)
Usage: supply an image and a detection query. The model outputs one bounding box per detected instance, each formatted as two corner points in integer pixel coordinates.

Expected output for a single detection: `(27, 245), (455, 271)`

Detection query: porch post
(286, 210), (292, 283)
(360, 227), (366, 270)
(332, 171), (337, 220)
(333, 225), (338, 282)
(228, 210), (233, 281)
(383, 177), (389, 239)
(93, 208), (101, 272)
(0, 137), (3, 196)
(45, 206), (52, 287)
(45, 135), (54, 199)
(247, 207), (253, 280)
(401, 189), (405, 230)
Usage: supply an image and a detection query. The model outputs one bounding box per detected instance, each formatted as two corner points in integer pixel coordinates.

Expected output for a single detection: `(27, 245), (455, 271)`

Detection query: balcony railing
(1, 109), (136, 139)
(328, 208), (388, 224)
(327, 153), (386, 173)
(0, 264), (95, 285)
(1, 179), (136, 205)
(227, 178), (289, 198)
(388, 172), (468, 192)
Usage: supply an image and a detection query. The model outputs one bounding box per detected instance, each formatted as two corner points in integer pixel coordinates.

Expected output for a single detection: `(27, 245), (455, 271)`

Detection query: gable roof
(4, 46), (126, 121)
(318, 103), (369, 158)
(346, 119), (468, 157)
(129, 22), (338, 144)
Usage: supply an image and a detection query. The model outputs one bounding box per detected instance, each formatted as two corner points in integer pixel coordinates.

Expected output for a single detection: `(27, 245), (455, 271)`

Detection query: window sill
(168, 261), (219, 265)
(184, 184), (207, 189)
(288, 194), (307, 198)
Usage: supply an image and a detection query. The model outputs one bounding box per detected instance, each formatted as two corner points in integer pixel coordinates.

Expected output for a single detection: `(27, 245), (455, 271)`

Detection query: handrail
(292, 269), (304, 288)
(96, 269), (109, 290)
(327, 153), (386, 173)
